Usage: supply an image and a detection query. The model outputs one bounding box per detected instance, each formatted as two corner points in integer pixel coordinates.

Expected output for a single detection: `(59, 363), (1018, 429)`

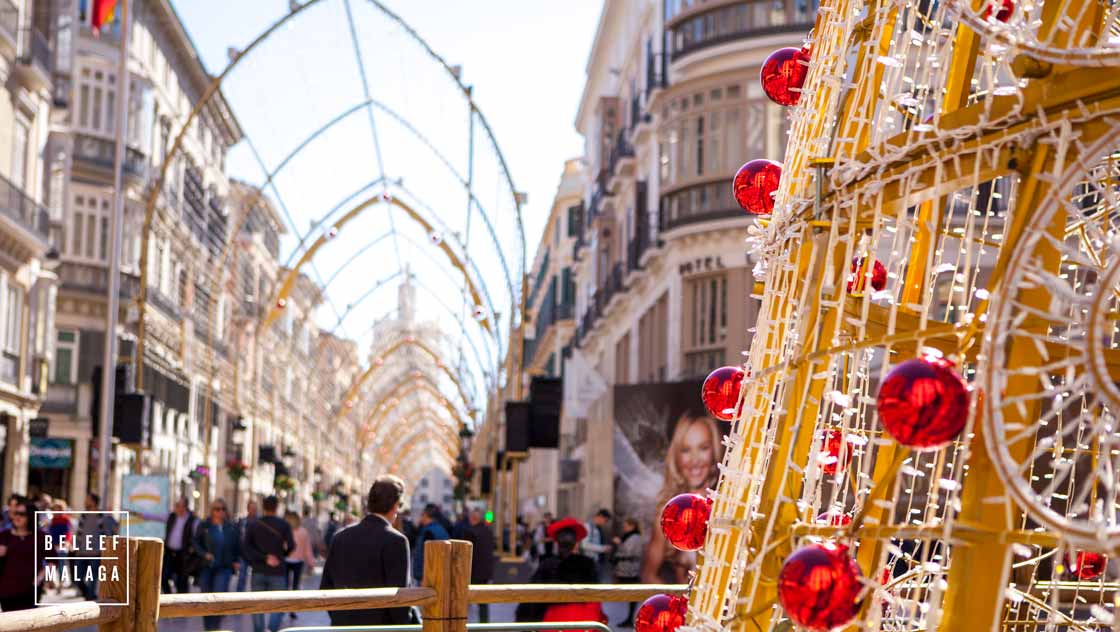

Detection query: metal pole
(97, 0), (131, 509)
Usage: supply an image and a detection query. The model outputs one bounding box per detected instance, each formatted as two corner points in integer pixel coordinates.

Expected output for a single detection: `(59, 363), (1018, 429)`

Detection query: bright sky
(169, 0), (602, 402)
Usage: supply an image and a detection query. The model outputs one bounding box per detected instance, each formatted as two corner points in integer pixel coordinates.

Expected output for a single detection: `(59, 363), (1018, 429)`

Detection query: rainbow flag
(92, 0), (117, 29)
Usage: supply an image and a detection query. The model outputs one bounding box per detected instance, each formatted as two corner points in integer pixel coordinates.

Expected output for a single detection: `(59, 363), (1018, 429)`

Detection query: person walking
(243, 495), (294, 632)
(583, 509), (613, 581)
(462, 509), (496, 622)
(412, 504), (450, 583)
(533, 512), (555, 560)
(284, 511), (316, 619)
(612, 518), (643, 627)
(45, 500), (72, 595)
(162, 497), (199, 593)
(194, 499), (241, 631)
(301, 509), (323, 559)
(0, 500), (44, 611)
(320, 475), (412, 626)
(516, 517), (605, 631)
(323, 512), (340, 551)
(73, 493), (117, 600)
(235, 499), (258, 592)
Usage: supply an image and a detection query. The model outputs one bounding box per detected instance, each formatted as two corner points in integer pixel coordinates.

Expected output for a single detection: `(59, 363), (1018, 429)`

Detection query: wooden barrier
(0, 537), (687, 632)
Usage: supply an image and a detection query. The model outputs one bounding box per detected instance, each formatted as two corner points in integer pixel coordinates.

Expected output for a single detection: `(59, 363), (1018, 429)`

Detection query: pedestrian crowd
(0, 482), (643, 632)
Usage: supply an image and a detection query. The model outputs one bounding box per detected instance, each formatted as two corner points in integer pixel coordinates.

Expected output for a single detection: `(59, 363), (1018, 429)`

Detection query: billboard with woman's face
(612, 381), (727, 583)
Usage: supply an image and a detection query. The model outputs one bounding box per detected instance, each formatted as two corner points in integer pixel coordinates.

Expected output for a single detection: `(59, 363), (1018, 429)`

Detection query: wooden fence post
(98, 537), (163, 632)
(421, 539), (473, 632)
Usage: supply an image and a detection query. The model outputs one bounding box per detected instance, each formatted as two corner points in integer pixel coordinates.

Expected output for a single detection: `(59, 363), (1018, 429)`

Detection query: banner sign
(121, 474), (169, 538)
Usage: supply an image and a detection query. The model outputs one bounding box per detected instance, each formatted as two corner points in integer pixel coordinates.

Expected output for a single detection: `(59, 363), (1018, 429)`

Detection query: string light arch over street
(132, 0), (528, 484)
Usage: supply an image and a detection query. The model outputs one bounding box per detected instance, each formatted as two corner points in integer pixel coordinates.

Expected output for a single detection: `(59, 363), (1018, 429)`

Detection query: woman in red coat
(517, 517), (606, 632)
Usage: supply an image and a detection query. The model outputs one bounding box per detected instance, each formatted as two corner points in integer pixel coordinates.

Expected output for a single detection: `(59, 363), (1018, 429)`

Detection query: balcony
(627, 232), (651, 273)
(667, 0), (816, 63)
(18, 27), (49, 74)
(147, 288), (182, 320)
(58, 261), (140, 297)
(607, 130), (636, 189)
(659, 180), (744, 233)
(72, 133), (148, 182)
(0, 172), (50, 244)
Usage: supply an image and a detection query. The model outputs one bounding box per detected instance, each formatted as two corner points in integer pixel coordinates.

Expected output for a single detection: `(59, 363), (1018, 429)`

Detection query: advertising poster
(612, 380), (726, 583)
(122, 474), (169, 538)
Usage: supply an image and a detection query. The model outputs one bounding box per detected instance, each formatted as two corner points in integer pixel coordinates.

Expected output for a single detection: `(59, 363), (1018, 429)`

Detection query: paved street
(43, 565), (637, 632)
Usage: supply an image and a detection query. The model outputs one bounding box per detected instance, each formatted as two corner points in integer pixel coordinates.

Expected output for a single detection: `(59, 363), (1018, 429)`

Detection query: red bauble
(778, 542), (864, 631)
(733, 160), (782, 215)
(982, 0), (1014, 21)
(635, 594), (688, 632)
(661, 493), (714, 552)
(761, 47), (811, 106)
(702, 366), (745, 421)
(816, 510), (852, 526)
(876, 356), (970, 449)
(818, 429), (851, 476)
(846, 257), (887, 293)
(1065, 551), (1108, 580)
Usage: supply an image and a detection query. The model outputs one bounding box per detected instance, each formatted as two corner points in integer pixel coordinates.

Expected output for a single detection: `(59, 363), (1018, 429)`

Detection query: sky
(167, 0), (603, 402)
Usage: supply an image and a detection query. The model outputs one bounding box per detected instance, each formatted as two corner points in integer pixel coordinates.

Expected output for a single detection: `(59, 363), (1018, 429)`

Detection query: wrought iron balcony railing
(0, 172), (50, 239)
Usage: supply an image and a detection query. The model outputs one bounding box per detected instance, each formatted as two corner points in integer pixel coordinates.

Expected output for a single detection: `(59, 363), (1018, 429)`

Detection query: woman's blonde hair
(656, 413), (722, 509)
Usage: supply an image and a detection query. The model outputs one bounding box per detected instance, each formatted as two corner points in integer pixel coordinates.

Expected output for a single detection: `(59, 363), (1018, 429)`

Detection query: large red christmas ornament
(661, 493), (714, 551)
(818, 429), (851, 476)
(981, 0), (1014, 21)
(778, 542), (864, 631)
(702, 366), (745, 421)
(846, 257), (887, 293)
(816, 510), (852, 526)
(1065, 551), (1108, 580)
(635, 594), (688, 632)
(761, 47), (811, 106)
(733, 160), (782, 215)
(876, 356), (970, 449)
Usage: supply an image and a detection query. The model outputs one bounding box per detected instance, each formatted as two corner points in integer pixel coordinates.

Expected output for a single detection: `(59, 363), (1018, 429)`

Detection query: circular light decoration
(660, 493), (713, 552)
(982, 0), (1014, 22)
(846, 257), (887, 294)
(702, 366), (746, 421)
(733, 159), (782, 215)
(778, 542), (864, 631)
(635, 594), (688, 632)
(1065, 550), (1108, 580)
(276, 298), (287, 309)
(761, 46), (811, 106)
(818, 428), (851, 476)
(876, 355), (970, 449)
(472, 306), (486, 320)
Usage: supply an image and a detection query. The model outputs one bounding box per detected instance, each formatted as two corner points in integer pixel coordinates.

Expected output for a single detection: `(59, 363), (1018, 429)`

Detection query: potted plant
(275, 474), (297, 494)
(227, 459), (249, 482)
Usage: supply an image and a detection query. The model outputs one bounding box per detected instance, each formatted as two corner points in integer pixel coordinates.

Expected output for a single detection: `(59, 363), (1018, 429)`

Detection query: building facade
(556, 0), (814, 519)
(0, 0), (57, 500)
(517, 158), (584, 522)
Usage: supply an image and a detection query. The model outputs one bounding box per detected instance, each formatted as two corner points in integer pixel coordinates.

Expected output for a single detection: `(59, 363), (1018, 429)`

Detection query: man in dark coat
(162, 497), (199, 593)
(244, 495), (295, 632)
(321, 475), (412, 626)
(462, 509), (496, 622)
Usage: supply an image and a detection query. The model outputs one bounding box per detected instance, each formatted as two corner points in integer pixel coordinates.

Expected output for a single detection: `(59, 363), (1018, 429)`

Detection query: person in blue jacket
(194, 499), (242, 630)
(411, 504), (450, 582)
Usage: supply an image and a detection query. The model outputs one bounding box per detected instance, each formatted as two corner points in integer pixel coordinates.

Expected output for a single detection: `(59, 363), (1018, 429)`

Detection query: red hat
(547, 516), (588, 541)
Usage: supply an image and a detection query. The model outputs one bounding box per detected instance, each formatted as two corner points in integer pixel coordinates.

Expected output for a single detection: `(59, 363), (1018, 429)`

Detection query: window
(12, 118), (29, 192)
(76, 64), (118, 136)
(54, 330), (79, 385)
(683, 274), (727, 377)
(69, 189), (113, 262)
(0, 274), (22, 384)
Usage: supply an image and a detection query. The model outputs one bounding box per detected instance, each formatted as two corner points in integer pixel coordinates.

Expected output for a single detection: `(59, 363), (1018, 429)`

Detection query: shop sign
(29, 438), (73, 469)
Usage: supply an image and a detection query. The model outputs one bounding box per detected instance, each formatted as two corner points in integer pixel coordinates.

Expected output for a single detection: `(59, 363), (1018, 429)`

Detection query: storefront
(28, 437), (74, 499)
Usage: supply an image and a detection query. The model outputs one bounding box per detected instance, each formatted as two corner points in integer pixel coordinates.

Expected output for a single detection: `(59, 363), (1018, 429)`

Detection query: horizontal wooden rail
(0, 601), (120, 632)
(158, 586), (438, 619)
(468, 584), (688, 604)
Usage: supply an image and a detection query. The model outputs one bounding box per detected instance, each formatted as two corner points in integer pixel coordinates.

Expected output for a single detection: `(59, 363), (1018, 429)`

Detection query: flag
(92, 0), (117, 30)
